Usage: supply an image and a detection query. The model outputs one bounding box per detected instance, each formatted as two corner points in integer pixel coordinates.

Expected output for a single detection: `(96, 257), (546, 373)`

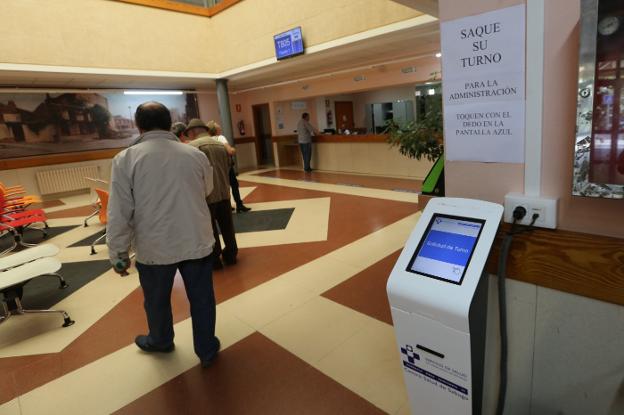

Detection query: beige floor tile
(0, 269), (140, 358)
(278, 255), (362, 295)
(316, 318), (408, 414)
(326, 213), (420, 269)
(219, 276), (317, 329)
(42, 223), (106, 252)
(55, 246), (110, 263)
(58, 193), (94, 207)
(395, 400), (412, 415)
(44, 217), (84, 227)
(260, 296), (371, 365)
(0, 399), (20, 415)
(16, 308), (254, 415)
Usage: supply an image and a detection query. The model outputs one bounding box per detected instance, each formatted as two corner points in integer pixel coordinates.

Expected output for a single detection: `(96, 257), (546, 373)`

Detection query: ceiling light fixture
(123, 90), (183, 96)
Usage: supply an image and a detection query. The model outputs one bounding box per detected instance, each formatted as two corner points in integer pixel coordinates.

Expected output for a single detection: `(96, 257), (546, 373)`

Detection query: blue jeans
(299, 143), (312, 171)
(136, 255), (217, 359)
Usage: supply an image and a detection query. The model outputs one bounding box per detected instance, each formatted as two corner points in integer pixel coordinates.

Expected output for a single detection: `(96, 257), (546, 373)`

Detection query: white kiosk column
(387, 198), (503, 414)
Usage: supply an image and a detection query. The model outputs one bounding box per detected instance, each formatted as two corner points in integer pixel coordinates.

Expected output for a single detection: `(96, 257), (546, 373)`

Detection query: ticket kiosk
(387, 198), (503, 415)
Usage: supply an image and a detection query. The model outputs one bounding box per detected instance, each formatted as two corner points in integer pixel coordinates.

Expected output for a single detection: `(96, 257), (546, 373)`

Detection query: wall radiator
(36, 165), (100, 195)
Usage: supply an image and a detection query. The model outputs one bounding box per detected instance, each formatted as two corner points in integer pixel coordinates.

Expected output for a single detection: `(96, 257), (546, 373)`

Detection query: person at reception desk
(296, 112), (318, 172)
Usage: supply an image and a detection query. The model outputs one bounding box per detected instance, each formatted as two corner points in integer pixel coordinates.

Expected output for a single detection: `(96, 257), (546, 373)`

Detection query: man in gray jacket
(107, 102), (220, 367)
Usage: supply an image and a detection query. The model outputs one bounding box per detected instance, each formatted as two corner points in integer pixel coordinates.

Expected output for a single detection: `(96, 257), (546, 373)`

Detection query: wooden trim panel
(486, 224), (624, 306)
(0, 149), (122, 170)
(271, 135), (298, 143)
(234, 136), (256, 144)
(314, 134), (388, 143)
(114, 0), (241, 17)
(271, 134), (388, 144)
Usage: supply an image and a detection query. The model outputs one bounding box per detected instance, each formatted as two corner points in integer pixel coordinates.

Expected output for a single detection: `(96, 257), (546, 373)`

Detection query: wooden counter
(271, 134), (388, 144)
(271, 134), (433, 178)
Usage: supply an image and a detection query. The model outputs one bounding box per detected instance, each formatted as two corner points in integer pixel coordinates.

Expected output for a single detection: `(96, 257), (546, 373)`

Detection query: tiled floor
(0, 168), (421, 415)
(256, 168), (422, 193)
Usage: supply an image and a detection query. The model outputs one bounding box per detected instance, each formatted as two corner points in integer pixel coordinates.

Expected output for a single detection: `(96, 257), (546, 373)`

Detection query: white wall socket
(503, 193), (558, 229)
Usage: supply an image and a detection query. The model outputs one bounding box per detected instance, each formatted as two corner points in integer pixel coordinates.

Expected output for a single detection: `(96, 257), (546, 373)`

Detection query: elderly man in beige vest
(186, 118), (238, 269)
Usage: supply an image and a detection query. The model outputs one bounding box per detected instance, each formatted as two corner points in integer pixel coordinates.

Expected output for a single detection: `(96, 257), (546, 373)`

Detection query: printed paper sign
(441, 5), (526, 163)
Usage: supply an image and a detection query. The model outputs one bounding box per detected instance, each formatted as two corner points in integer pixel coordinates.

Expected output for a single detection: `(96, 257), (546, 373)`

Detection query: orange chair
(0, 181), (25, 196)
(0, 194), (48, 256)
(0, 182), (41, 211)
(90, 189), (108, 255)
(83, 177), (108, 227)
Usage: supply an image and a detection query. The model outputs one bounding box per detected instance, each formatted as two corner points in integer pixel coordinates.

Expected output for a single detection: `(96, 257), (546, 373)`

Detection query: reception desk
(272, 134), (434, 179)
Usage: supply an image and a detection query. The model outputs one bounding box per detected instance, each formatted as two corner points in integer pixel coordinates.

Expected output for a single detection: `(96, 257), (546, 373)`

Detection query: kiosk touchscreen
(387, 198), (503, 415)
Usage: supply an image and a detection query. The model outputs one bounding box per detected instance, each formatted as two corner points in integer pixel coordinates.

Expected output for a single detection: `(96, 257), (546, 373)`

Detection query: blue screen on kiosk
(274, 27), (304, 60)
(406, 214), (484, 284)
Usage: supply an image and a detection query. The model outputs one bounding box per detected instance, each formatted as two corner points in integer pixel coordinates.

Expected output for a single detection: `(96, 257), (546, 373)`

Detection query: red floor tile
(115, 332), (385, 415)
(322, 250), (401, 325)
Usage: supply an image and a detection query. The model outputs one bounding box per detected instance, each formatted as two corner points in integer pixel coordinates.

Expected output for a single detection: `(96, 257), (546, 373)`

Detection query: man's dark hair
(302, 112), (309, 119)
(135, 101), (172, 132)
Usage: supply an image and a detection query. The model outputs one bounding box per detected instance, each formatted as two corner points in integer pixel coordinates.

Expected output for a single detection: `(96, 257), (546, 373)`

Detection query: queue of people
(106, 101), (251, 369)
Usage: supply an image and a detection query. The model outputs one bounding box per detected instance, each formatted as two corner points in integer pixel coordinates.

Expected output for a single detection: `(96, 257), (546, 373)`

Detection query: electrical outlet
(504, 193), (558, 229)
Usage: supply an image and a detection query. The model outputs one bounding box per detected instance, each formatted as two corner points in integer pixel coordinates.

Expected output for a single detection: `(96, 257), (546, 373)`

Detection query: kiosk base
(391, 272), (488, 415)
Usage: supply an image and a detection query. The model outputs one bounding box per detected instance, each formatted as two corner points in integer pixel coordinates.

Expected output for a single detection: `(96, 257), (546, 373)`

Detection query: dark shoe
(223, 256), (237, 266)
(212, 257), (224, 270)
(231, 206), (235, 211)
(200, 337), (221, 368)
(135, 335), (175, 353)
(236, 205), (251, 213)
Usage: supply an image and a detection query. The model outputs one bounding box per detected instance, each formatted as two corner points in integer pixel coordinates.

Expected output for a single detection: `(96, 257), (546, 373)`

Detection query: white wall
(481, 277), (624, 415)
(0, 158), (113, 198)
(352, 85), (417, 130)
(197, 93), (221, 126)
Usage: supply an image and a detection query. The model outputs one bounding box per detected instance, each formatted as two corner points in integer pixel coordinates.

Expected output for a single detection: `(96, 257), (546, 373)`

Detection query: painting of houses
(0, 92), (192, 158)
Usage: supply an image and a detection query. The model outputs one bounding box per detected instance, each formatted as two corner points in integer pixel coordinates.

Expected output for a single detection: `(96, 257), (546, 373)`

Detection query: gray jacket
(106, 130), (215, 265)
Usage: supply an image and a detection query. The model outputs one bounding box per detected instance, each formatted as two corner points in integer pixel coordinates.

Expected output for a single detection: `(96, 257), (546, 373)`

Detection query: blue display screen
(274, 27), (304, 60)
(406, 214), (485, 285)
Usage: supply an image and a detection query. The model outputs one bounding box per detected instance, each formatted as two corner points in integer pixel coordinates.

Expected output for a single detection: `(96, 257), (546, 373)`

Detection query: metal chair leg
(0, 301), (10, 325)
(83, 208), (99, 227)
(14, 297), (75, 327)
(39, 273), (69, 289)
(90, 231), (106, 255)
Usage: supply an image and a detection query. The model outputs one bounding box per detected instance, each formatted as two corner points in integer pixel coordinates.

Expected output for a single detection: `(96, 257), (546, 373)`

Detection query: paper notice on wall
(441, 4), (526, 163)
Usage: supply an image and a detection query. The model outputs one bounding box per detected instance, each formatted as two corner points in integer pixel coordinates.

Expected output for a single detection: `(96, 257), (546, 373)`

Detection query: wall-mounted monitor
(274, 27), (304, 60)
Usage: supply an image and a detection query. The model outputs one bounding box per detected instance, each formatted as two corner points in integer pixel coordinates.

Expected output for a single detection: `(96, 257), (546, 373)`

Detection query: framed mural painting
(0, 92), (195, 160)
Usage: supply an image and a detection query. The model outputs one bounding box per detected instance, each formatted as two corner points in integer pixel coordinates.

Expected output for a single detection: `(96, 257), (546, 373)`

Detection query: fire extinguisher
(237, 120), (246, 136)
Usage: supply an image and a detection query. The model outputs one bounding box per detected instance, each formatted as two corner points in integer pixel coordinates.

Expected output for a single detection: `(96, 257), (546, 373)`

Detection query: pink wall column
(440, 0), (624, 238)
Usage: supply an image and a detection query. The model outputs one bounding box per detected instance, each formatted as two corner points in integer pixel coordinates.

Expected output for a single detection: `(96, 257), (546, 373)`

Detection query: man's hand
(111, 252), (131, 276)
